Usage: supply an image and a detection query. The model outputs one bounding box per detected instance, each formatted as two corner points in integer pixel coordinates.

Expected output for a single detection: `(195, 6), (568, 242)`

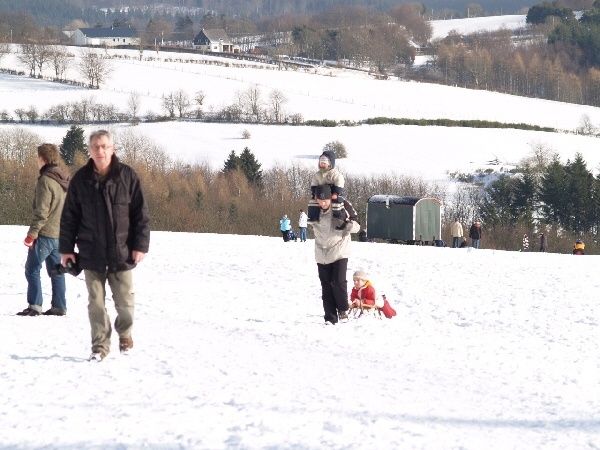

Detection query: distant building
(193, 28), (238, 53)
(72, 26), (139, 47)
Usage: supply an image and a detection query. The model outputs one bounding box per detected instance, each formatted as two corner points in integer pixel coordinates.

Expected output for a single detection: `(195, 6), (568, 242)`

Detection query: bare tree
(194, 90), (205, 118)
(78, 49), (112, 88)
(173, 89), (191, 118)
(0, 42), (9, 63)
(161, 92), (175, 118)
(0, 128), (39, 166)
(35, 45), (52, 77)
(269, 89), (287, 123)
(239, 85), (262, 122)
(18, 43), (38, 76)
(50, 46), (70, 80)
(128, 91), (141, 122)
(577, 114), (597, 135)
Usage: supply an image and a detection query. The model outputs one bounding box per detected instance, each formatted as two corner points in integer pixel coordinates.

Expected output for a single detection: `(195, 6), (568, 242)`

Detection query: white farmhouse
(72, 26), (139, 47)
(193, 28), (238, 53)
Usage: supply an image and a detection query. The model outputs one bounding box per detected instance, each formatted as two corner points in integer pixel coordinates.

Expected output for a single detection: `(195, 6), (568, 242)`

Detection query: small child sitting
(349, 270), (378, 311)
(349, 269), (397, 319)
(308, 150), (357, 227)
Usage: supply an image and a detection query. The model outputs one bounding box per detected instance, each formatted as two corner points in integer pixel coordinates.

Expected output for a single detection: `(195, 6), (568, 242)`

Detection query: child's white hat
(353, 270), (368, 280)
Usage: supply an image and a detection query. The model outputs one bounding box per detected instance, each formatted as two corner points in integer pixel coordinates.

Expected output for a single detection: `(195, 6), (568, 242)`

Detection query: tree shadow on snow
(295, 154), (320, 160)
(10, 353), (89, 363)
(391, 413), (600, 431)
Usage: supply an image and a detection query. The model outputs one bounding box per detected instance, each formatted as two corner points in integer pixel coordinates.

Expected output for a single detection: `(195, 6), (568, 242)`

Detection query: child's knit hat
(319, 150), (336, 169)
(353, 270), (368, 281)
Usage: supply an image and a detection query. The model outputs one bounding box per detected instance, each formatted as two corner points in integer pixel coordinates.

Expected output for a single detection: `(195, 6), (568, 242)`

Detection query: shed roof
(368, 195), (442, 206)
(79, 27), (137, 38)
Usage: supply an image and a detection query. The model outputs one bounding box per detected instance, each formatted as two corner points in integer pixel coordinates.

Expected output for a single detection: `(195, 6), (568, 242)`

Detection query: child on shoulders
(308, 150), (358, 228)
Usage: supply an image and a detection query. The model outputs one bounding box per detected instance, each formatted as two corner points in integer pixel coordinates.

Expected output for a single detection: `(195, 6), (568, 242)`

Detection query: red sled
(380, 295), (396, 319)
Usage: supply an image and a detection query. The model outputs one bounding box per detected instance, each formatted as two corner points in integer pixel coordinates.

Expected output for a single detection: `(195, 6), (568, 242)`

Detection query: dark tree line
(422, 1), (600, 107)
(0, 0), (539, 28)
(480, 153), (600, 236)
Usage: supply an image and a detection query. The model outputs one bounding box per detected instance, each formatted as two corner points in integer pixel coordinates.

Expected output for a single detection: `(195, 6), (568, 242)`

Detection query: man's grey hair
(89, 129), (114, 145)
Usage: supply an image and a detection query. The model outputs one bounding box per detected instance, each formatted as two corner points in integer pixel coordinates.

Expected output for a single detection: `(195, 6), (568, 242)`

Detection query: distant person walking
(60, 130), (150, 361)
(469, 220), (482, 249)
(279, 214), (291, 242)
(298, 209), (308, 242)
(539, 233), (547, 252)
(522, 234), (529, 252)
(18, 144), (70, 317)
(451, 218), (463, 248)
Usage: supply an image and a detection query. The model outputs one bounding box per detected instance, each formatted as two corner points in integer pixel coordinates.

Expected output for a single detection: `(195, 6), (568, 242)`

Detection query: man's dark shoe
(16, 307), (40, 316)
(43, 307), (66, 316)
(119, 336), (133, 353)
(338, 310), (349, 322)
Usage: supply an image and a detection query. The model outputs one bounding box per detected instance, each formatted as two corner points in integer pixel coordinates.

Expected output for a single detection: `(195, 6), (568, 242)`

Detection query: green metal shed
(366, 195), (442, 243)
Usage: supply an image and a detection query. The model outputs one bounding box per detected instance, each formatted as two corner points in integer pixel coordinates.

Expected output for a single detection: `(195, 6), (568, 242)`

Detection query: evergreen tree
(591, 175), (600, 235)
(539, 157), (567, 227)
(565, 153), (594, 233)
(60, 125), (86, 166)
(513, 167), (537, 227)
(238, 147), (262, 185)
(479, 174), (519, 226)
(223, 150), (239, 172)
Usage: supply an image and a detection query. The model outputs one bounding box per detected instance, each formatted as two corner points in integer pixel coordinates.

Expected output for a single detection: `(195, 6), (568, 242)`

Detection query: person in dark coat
(539, 233), (547, 252)
(469, 220), (482, 249)
(59, 130), (150, 361)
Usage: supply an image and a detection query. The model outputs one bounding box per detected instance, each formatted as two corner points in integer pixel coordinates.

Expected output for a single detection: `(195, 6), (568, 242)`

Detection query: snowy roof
(199, 28), (232, 44)
(79, 27), (137, 38)
(368, 195), (441, 206)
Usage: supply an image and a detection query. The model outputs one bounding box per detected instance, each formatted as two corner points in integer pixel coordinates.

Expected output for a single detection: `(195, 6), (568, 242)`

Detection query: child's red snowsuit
(350, 280), (376, 307)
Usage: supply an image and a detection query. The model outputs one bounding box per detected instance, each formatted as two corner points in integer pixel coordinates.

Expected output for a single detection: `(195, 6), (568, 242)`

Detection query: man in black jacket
(60, 129), (150, 361)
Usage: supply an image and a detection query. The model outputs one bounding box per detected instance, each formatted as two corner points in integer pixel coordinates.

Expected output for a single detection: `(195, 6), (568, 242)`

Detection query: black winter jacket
(469, 224), (482, 240)
(59, 155), (150, 273)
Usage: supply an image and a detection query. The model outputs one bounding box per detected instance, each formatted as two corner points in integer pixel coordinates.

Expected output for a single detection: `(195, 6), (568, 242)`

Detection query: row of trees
(421, 2), (600, 107)
(479, 152), (600, 236)
(0, 84), (294, 125)
(0, 126), (442, 239)
(0, 43), (113, 89)
(428, 28), (600, 107)
(2, 126), (598, 253)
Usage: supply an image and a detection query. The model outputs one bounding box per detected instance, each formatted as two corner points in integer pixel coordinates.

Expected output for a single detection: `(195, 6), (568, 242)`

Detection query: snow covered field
(1, 225), (599, 449)
(4, 121), (600, 184)
(430, 14), (527, 40)
(2, 14), (600, 448)
(1, 32), (600, 183)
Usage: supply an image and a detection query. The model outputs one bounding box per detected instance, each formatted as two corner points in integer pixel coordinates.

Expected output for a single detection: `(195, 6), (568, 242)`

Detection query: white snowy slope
(2, 43), (600, 130)
(1, 225), (599, 449)
(430, 15), (527, 40)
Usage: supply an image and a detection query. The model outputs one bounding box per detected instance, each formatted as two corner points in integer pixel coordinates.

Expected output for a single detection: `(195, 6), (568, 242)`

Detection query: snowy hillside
(1, 225), (599, 449)
(2, 46), (600, 130)
(430, 14), (527, 40)
(2, 41), (600, 180)
(4, 121), (600, 184)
